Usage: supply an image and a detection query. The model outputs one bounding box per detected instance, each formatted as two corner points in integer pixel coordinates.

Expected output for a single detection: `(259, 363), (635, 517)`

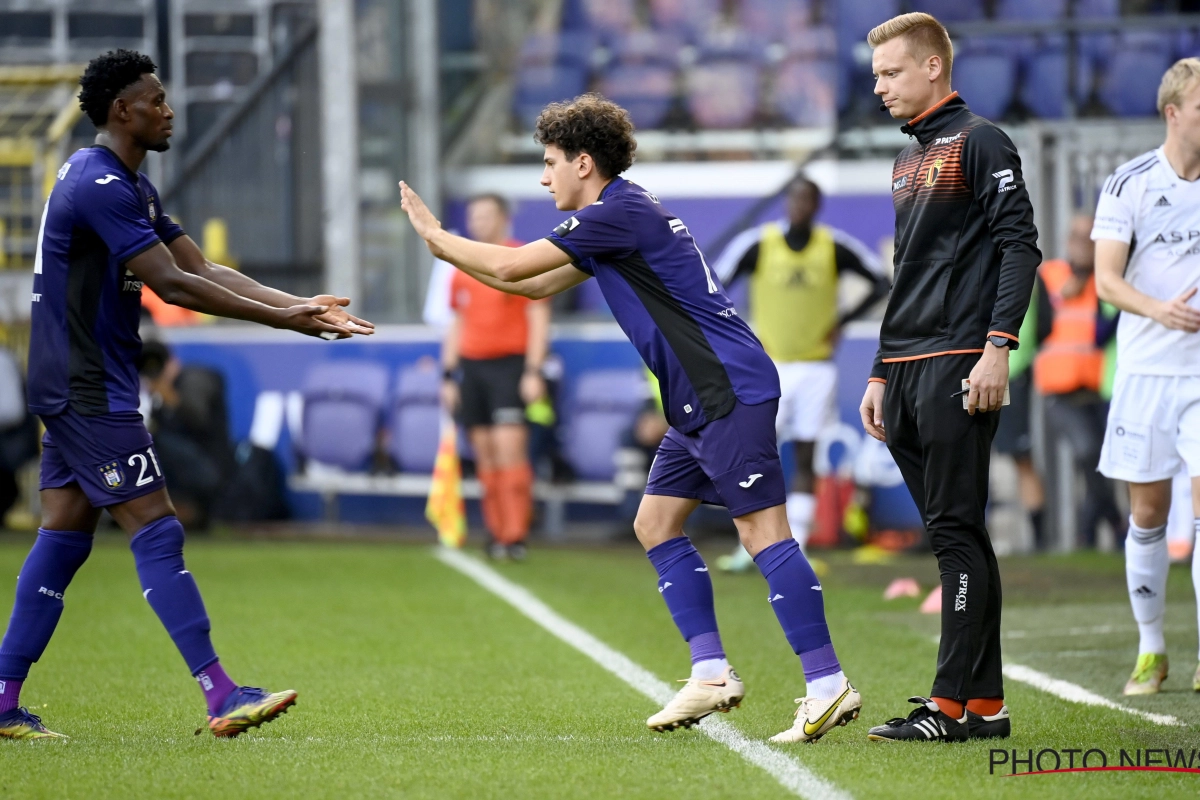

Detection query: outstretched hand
(399, 181), (442, 246)
(310, 294), (375, 335)
(277, 303), (351, 339)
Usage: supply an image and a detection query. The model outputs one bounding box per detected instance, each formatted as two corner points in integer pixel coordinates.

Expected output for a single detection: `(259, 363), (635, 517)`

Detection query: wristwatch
(987, 335), (1011, 349)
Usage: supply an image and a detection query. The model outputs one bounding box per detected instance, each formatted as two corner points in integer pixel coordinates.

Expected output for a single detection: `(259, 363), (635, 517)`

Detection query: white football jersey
(1092, 147), (1200, 376)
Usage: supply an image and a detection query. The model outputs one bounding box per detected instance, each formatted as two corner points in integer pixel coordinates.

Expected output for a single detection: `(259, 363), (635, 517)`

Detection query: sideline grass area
(0, 533), (1197, 799)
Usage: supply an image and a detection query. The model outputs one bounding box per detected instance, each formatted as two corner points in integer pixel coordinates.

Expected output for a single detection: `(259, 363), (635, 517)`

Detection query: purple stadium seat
(739, 0), (811, 42)
(953, 53), (1016, 120)
(1074, 0), (1119, 17)
(580, 0), (635, 35)
(995, 0), (1065, 20)
(600, 64), (677, 129)
(1101, 48), (1172, 117)
(835, 0), (900, 43)
(563, 369), (647, 481)
(649, 0), (722, 38)
(301, 361), (389, 471)
(774, 58), (837, 127)
(1179, 29), (1200, 59)
(1020, 50), (1091, 119)
(686, 62), (760, 128)
(519, 31), (597, 71)
(908, 0), (985, 22)
(387, 361), (442, 474)
(695, 28), (768, 63)
(785, 25), (836, 60)
(514, 64), (589, 128)
(609, 29), (683, 66)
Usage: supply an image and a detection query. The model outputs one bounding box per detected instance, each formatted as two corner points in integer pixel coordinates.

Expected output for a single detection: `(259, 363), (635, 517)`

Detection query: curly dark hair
(78, 49), (158, 127)
(533, 93), (636, 179)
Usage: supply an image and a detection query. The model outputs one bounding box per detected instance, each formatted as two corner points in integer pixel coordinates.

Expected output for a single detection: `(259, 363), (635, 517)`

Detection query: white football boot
(647, 666), (745, 731)
(769, 676), (861, 743)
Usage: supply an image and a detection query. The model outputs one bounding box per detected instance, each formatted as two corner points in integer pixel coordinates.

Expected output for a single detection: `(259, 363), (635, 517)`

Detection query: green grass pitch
(0, 533), (1198, 799)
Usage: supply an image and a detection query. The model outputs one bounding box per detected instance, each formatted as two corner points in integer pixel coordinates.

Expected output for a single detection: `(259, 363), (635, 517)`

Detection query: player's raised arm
(165, 233), (374, 335)
(400, 181), (573, 283)
(126, 242), (347, 338)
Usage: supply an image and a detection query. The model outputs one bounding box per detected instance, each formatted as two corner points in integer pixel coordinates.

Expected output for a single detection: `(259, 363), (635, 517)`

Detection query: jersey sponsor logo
(95, 174), (121, 185)
(993, 169), (1016, 193)
(934, 132), (962, 145)
(925, 158), (945, 187)
(739, 473), (763, 488)
(954, 573), (968, 611)
(1154, 195), (1171, 207)
(99, 461), (125, 489)
(56, 162), (71, 181)
(1150, 230), (1200, 255)
(892, 175), (908, 192)
(553, 216), (580, 236)
(123, 269), (144, 293)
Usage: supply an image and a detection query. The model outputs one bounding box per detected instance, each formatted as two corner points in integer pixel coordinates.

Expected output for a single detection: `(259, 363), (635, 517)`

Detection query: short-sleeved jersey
(27, 145), (185, 416)
(546, 177), (779, 432)
(1092, 147), (1200, 376)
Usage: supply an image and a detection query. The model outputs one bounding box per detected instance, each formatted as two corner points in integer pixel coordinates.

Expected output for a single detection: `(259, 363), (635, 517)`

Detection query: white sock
(1193, 520), (1200, 662)
(805, 671), (846, 700)
(1126, 518), (1169, 655)
(786, 492), (816, 553)
(691, 658), (729, 681)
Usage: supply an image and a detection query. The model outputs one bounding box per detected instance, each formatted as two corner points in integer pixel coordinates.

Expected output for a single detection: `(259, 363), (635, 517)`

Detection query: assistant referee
(858, 13), (1041, 742)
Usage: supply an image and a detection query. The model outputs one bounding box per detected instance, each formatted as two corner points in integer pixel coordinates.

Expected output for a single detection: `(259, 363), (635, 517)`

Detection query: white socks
(786, 492), (816, 553)
(806, 671), (846, 700)
(691, 658), (729, 681)
(1126, 518), (1168, 655)
(1194, 520), (1200, 661)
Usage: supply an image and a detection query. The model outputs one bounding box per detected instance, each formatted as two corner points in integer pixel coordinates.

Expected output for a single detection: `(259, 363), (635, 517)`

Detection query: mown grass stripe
(1003, 663), (1185, 727)
(435, 547), (852, 800)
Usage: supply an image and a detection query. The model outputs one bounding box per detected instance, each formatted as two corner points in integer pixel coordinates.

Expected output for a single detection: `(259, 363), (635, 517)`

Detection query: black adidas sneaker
(867, 697), (968, 742)
(967, 705), (1010, 739)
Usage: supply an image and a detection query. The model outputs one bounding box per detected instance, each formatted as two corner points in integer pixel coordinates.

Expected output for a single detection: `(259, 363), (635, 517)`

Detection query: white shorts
(1099, 373), (1200, 482)
(775, 360), (838, 442)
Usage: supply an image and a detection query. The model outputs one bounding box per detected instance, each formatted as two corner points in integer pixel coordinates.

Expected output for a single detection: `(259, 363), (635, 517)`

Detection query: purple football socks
(197, 661), (237, 715)
(0, 679), (21, 714)
(646, 536), (722, 642)
(754, 538), (841, 679)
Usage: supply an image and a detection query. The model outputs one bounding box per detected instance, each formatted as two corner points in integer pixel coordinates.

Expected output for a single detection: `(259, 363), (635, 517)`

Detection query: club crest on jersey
(554, 216), (580, 236)
(99, 461), (125, 489)
(925, 158), (944, 187)
(148, 200), (157, 221)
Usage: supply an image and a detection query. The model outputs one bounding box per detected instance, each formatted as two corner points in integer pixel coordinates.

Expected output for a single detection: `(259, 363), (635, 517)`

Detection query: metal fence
(161, 22), (322, 300)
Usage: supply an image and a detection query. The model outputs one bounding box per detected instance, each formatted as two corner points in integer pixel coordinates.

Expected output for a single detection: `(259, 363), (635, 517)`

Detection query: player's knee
(1129, 494), (1169, 529)
(632, 511), (673, 549)
(129, 515), (186, 561)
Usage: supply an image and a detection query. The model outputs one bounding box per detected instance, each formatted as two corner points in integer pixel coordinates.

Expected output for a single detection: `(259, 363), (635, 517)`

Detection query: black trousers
(883, 353), (1004, 702)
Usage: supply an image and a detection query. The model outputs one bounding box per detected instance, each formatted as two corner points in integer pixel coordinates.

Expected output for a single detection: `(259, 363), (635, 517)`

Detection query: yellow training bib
(749, 223), (838, 362)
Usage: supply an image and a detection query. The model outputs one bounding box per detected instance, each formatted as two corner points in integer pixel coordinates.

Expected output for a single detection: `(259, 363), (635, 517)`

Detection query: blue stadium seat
(579, 0), (635, 35)
(1019, 50), (1091, 119)
(649, 0), (722, 39)
(387, 362), (441, 474)
(563, 370), (647, 481)
(300, 361), (389, 472)
(953, 53), (1017, 120)
(835, 0), (900, 113)
(774, 58), (838, 127)
(785, 24), (837, 59)
(1178, 29), (1200, 58)
(996, 0), (1066, 20)
(1100, 48), (1172, 116)
(514, 65), (589, 128)
(600, 64), (677, 129)
(609, 29), (683, 66)
(1074, 0), (1119, 17)
(686, 61), (761, 128)
(908, 0), (985, 22)
(738, 0), (812, 43)
(518, 31), (597, 71)
(695, 28), (767, 63)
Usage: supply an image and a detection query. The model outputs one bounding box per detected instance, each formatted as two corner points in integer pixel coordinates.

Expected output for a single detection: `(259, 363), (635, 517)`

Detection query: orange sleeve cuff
(867, 377), (887, 385)
(987, 331), (1019, 343)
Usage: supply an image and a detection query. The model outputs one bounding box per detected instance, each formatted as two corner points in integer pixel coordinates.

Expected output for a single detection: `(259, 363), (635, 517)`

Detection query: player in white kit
(1092, 58), (1200, 695)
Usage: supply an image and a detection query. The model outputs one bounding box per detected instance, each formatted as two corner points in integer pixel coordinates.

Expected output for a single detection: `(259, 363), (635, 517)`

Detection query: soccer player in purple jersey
(399, 94), (861, 742)
(0, 50), (373, 740)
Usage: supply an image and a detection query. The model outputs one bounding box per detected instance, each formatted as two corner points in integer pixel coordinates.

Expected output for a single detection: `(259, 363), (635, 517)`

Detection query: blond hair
(867, 13), (954, 81)
(1157, 58), (1200, 116)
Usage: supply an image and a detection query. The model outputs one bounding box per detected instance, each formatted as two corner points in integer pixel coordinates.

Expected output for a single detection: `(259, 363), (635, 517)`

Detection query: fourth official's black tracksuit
(871, 93), (1041, 702)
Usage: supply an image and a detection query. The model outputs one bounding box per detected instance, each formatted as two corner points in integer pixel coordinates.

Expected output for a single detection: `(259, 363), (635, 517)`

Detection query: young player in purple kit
(399, 94), (861, 742)
(0, 50), (373, 740)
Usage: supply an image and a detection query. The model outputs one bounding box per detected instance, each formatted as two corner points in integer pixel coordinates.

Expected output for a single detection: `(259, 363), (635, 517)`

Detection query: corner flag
(426, 416), (466, 548)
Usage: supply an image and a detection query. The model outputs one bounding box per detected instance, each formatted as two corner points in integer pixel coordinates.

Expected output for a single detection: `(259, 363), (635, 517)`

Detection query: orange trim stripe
(908, 92), (959, 125)
(881, 348), (984, 364)
(867, 377), (887, 385)
(987, 331), (1019, 343)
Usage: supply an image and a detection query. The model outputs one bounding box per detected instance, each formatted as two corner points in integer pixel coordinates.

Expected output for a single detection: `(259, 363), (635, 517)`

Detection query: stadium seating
(996, 0), (1066, 21)
(300, 361), (389, 471)
(953, 52), (1017, 120)
(514, 64), (590, 129)
(600, 64), (677, 130)
(1100, 45), (1172, 117)
(1019, 49), (1091, 119)
(686, 61), (760, 128)
(649, 0), (722, 40)
(774, 58), (838, 127)
(738, 0), (812, 43)
(562, 369), (647, 481)
(387, 362), (442, 474)
(578, 0), (635, 36)
(908, 0), (985, 22)
(608, 29), (683, 66)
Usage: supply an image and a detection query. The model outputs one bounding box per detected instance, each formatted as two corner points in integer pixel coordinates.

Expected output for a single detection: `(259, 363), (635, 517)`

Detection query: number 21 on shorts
(128, 446), (163, 487)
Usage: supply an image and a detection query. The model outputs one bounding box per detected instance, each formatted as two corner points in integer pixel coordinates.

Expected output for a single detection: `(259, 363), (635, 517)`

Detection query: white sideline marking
(1003, 664), (1185, 727)
(435, 547), (852, 800)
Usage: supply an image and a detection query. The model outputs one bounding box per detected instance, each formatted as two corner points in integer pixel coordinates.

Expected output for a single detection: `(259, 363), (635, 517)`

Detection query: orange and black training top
(870, 93), (1042, 381)
(450, 238), (543, 360)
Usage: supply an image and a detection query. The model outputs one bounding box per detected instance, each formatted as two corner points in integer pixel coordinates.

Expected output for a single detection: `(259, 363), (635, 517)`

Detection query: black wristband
(442, 368), (457, 381)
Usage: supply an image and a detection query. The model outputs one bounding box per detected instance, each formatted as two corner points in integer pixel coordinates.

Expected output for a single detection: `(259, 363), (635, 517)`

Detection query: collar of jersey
(598, 176), (625, 201)
(900, 93), (966, 144)
(89, 144), (140, 182)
